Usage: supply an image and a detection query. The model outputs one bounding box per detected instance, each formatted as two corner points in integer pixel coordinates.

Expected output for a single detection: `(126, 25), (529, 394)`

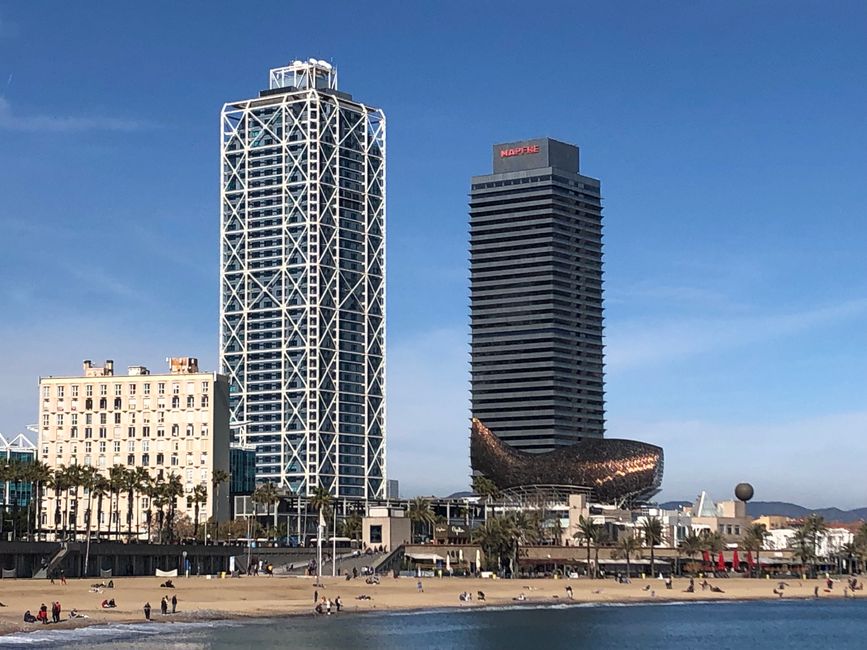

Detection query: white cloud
(606, 296), (867, 372)
(0, 96), (154, 133)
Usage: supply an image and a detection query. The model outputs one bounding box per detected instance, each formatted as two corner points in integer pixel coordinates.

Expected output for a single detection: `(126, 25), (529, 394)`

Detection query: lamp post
(182, 550), (188, 578)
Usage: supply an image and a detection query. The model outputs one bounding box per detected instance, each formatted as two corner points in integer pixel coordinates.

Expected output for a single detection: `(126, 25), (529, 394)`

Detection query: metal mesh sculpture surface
(470, 419), (663, 504)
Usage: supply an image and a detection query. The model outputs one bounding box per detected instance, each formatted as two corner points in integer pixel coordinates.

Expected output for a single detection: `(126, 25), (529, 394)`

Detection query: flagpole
(316, 508), (324, 585)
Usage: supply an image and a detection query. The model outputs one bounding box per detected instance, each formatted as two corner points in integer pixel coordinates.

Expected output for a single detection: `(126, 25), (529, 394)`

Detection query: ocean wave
(0, 619), (241, 648)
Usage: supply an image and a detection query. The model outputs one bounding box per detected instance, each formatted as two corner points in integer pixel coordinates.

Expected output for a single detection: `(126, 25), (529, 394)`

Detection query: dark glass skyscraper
(470, 138), (605, 454)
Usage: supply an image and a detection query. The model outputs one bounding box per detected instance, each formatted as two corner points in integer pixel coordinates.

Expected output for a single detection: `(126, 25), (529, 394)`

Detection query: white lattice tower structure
(220, 59), (386, 499)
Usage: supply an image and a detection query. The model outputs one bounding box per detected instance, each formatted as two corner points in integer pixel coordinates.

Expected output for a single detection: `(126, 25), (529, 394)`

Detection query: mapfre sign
(499, 144), (540, 158)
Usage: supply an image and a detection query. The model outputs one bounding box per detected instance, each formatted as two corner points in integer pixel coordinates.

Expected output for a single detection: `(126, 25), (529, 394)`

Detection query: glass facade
(220, 61), (386, 499)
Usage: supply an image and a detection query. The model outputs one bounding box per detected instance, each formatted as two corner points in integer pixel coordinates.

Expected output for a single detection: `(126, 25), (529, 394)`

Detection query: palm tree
(679, 530), (704, 574)
(211, 469), (229, 541)
(122, 468), (139, 542)
(80, 466), (98, 575)
(804, 514), (828, 576)
(132, 467), (152, 541)
(192, 482), (209, 540)
(251, 482), (280, 534)
(108, 465), (127, 541)
(92, 475), (110, 540)
(471, 475), (501, 519)
(339, 512), (363, 541)
(641, 516), (665, 578)
(408, 497), (435, 543)
(473, 518), (507, 572)
(574, 515), (602, 578)
(792, 527), (815, 577)
(741, 523), (769, 577)
(617, 533), (641, 579)
(63, 465), (83, 540)
(164, 473), (184, 543)
(29, 461), (53, 541)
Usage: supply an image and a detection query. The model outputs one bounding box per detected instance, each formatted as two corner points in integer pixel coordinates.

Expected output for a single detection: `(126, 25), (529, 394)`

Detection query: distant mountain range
(660, 501), (867, 524)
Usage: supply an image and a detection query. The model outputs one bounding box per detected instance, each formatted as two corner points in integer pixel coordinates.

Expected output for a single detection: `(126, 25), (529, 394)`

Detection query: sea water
(2, 599), (866, 649)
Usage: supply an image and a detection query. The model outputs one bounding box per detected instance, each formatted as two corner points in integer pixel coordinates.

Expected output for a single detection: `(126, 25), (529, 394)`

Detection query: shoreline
(0, 575), (859, 639)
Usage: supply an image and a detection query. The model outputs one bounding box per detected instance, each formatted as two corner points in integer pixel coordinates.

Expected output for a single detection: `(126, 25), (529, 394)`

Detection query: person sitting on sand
(355, 594), (372, 600)
(107, 580), (114, 589)
(160, 580), (175, 589)
(684, 584), (695, 593)
(513, 593), (527, 602)
(477, 591), (486, 602)
(101, 598), (117, 609)
(566, 585), (573, 599)
(69, 609), (87, 619)
(314, 602), (324, 615)
(710, 585), (724, 593)
(642, 585), (651, 591)
(23, 610), (37, 623)
(773, 588), (784, 598)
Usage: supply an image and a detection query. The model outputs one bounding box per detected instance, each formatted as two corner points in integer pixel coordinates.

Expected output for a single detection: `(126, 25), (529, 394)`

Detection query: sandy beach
(0, 574), (856, 636)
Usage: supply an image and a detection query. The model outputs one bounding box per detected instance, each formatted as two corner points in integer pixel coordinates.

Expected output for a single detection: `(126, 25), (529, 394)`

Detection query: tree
(80, 466), (98, 575)
(472, 518), (507, 571)
(251, 482), (280, 534)
(133, 467), (152, 540)
(191, 482), (209, 541)
(92, 475), (110, 540)
(617, 533), (641, 579)
(741, 523), (769, 577)
(574, 515), (602, 578)
(211, 469), (229, 541)
(679, 530), (703, 574)
(471, 475), (501, 519)
(408, 497), (436, 543)
(108, 465), (127, 541)
(164, 474), (184, 544)
(792, 527), (815, 577)
(340, 512), (363, 541)
(641, 516), (665, 578)
(29, 461), (53, 541)
(122, 468), (139, 542)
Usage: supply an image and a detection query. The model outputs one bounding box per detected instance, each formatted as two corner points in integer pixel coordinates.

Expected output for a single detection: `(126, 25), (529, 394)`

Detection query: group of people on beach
(24, 602), (63, 624)
(313, 595), (342, 615)
(142, 594), (177, 620)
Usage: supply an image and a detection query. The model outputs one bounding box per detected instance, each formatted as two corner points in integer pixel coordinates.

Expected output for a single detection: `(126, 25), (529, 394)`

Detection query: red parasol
(717, 551), (726, 572)
(746, 550), (755, 569)
(732, 549), (740, 571)
(702, 550), (710, 564)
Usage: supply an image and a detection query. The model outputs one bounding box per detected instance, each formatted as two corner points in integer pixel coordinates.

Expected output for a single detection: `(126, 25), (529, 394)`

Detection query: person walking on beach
(59, 569), (67, 586)
(171, 595), (177, 613)
(161, 596), (168, 615)
(314, 589), (319, 603)
(417, 579), (424, 593)
(335, 596), (342, 612)
(144, 602), (151, 620)
(566, 585), (573, 600)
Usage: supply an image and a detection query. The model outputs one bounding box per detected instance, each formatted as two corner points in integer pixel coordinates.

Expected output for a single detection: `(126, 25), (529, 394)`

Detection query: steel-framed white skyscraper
(220, 59), (386, 499)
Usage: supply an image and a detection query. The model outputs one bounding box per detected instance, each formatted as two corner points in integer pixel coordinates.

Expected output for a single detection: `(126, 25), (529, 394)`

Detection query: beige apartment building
(37, 357), (230, 540)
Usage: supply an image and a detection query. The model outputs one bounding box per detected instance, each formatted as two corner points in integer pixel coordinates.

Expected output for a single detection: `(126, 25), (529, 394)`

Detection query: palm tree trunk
(587, 540), (592, 578)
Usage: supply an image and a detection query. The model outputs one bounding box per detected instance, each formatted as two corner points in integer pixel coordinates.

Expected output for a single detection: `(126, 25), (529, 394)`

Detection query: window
(172, 383), (180, 395)
(370, 525), (383, 544)
(57, 444), (63, 455)
(158, 382), (165, 395)
(99, 441), (106, 453)
(201, 381), (209, 393)
(99, 398), (107, 409)
(142, 440), (150, 452)
(171, 424), (179, 437)
(85, 413), (92, 424)
(143, 426), (150, 438)
(99, 427), (107, 439)
(157, 412), (165, 424)
(127, 440), (135, 452)
(71, 385), (79, 398)
(201, 395), (209, 408)
(100, 384), (107, 396)
(70, 427), (78, 438)
(85, 398), (93, 410)
(42, 414), (49, 428)
(186, 424), (194, 437)
(157, 427), (165, 438)
(58, 386), (65, 398)
(186, 452), (193, 465)
(172, 396), (180, 409)
(113, 441), (121, 453)
(156, 453), (164, 465)
(42, 386), (50, 399)
(85, 442), (92, 453)
(129, 384), (136, 395)
(200, 451), (208, 465)
(85, 427), (92, 439)
(56, 414), (64, 427)
(84, 455), (91, 466)
(71, 414), (78, 426)
(142, 453), (150, 466)
(200, 469), (208, 481)
(171, 454), (178, 466)
(114, 384), (122, 396)
(143, 383), (151, 395)
(99, 413), (107, 425)
(129, 412), (136, 424)
(201, 425), (208, 437)
(128, 426), (135, 438)
(114, 397), (122, 410)
(127, 454), (135, 466)
(186, 382), (194, 394)
(114, 413), (121, 424)
(186, 395), (194, 408)
(98, 455), (106, 468)
(86, 385), (93, 397)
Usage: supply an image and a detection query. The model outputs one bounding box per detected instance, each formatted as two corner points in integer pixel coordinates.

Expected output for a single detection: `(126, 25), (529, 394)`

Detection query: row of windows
(47, 452), (209, 470)
(43, 381), (210, 399)
(44, 439), (208, 455)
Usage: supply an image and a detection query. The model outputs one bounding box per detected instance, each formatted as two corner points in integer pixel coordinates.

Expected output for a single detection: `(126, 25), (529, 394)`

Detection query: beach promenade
(0, 574), (856, 636)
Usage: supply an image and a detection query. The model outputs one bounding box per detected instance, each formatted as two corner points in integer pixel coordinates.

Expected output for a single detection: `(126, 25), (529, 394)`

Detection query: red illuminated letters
(499, 144), (540, 158)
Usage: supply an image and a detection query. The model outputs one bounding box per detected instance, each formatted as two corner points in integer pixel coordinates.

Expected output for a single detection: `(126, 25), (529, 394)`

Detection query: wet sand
(0, 574), (854, 636)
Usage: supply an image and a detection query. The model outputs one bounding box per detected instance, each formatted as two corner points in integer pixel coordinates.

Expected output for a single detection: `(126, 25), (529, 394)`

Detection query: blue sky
(1, 1), (866, 506)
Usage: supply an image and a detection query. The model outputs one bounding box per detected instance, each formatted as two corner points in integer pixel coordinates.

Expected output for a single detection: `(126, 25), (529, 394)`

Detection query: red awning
(717, 551), (726, 571)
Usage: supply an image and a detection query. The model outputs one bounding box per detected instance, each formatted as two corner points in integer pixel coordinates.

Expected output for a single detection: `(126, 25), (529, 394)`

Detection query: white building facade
(37, 358), (230, 539)
(220, 59), (386, 499)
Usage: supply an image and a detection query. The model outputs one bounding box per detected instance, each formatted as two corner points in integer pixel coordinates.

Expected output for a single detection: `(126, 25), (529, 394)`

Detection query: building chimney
(105, 360), (114, 376)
